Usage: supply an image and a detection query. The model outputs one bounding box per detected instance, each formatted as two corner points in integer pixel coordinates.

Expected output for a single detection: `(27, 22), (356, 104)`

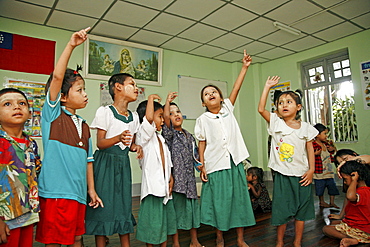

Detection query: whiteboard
(178, 75), (227, 119)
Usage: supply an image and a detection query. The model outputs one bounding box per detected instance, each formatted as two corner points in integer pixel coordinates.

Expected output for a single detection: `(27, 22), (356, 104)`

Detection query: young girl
(135, 95), (177, 246)
(322, 160), (370, 246)
(258, 76), (318, 247)
(329, 149), (370, 220)
(36, 27), (103, 247)
(85, 73), (142, 247)
(312, 123), (339, 208)
(247, 167), (272, 213)
(194, 50), (255, 247)
(162, 92), (203, 247)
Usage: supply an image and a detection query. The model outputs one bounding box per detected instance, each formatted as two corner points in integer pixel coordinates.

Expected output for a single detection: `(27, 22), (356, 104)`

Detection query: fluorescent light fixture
(273, 21), (301, 36)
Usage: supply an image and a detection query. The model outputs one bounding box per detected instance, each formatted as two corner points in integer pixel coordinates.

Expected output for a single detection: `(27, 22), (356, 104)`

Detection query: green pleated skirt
(172, 192), (201, 230)
(136, 195), (177, 244)
(200, 161), (256, 231)
(85, 146), (135, 235)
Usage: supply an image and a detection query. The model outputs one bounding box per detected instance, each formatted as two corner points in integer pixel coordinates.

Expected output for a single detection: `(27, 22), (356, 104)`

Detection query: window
(301, 50), (358, 142)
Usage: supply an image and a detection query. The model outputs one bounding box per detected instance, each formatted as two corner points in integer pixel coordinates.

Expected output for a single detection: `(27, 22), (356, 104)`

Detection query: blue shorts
(314, 178), (340, 196)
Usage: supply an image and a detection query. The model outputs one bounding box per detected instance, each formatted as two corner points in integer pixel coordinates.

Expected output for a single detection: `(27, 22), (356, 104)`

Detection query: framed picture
(84, 34), (163, 86)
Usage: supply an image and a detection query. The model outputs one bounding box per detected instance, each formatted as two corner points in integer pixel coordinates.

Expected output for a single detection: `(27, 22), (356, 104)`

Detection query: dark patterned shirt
(162, 124), (198, 199)
(313, 141), (335, 174)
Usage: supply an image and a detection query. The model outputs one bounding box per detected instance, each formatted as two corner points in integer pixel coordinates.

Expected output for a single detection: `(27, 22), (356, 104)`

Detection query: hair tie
(74, 64), (83, 75)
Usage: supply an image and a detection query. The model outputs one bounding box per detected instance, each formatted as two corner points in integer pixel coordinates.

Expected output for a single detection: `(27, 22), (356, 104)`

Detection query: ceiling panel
(201, 4), (258, 31)
(165, 0), (225, 21)
(0, 0), (368, 64)
(144, 13), (195, 35)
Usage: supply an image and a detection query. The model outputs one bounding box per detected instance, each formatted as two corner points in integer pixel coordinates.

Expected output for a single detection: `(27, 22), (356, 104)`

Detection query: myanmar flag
(0, 31), (55, 75)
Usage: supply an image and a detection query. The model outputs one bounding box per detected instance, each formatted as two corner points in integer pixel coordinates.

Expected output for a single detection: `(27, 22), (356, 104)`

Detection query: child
(35, 28), (103, 246)
(312, 123), (340, 208)
(247, 167), (272, 213)
(135, 95), (177, 246)
(0, 88), (41, 246)
(194, 50), (255, 247)
(85, 73), (142, 246)
(258, 76), (318, 247)
(322, 160), (370, 246)
(329, 149), (370, 220)
(162, 92), (203, 247)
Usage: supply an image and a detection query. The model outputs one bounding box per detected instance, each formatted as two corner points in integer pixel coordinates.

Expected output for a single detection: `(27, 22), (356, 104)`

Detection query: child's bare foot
(275, 241), (284, 247)
(237, 241), (249, 247)
(319, 202), (330, 208)
(329, 203), (340, 209)
(172, 243), (180, 247)
(190, 241), (204, 247)
(340, 238), (359, 247)
(216, 239), (224, 247)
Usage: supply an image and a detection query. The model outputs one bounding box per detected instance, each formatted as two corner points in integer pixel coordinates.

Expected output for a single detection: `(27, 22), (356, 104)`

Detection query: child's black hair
(108, 73), (134, 100)
(0, 88), (29, 106)
(247, 167), (264, 183)
(275, 89), (303, 120)
(313, 123), (328, 134)
(340, 159), (370, 182)
(45, 65), (83, 97)
(136, 100), (163, 124)
(334, 149), (359, 166)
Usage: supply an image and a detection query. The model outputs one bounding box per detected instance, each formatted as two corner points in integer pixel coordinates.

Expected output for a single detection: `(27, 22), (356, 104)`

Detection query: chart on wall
(360, 60), (370, 110)
(3, 78), (45, 137)
(178, 75), (227, 120)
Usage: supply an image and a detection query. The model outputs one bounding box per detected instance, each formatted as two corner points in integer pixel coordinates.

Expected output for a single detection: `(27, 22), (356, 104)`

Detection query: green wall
(1, 17), (369, 184)
(239, 29), (370, 171)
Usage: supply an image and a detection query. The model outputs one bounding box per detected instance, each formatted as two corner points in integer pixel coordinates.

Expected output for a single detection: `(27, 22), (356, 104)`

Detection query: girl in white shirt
(194, 50), (255, 247)
(258, 76), (318, 247)
(135, 94), (177, 246)
(85, 73), (142, 247)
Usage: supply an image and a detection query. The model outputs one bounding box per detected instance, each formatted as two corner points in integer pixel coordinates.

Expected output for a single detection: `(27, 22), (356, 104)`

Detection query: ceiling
(1, 0), (369, 63)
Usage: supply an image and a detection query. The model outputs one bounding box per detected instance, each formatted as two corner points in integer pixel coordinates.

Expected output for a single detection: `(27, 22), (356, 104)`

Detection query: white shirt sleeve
(194, 116), (206, 141)
(90, 106), (108, 131)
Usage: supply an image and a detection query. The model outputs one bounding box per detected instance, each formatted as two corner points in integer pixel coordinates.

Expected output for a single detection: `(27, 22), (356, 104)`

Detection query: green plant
(332, 96), (358, 142)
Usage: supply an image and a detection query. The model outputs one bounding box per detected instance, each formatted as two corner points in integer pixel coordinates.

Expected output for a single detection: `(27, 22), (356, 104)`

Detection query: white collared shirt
(194, 98), (249, 174)
(268, 113), (318, 176)
(136, 117), (173, 204)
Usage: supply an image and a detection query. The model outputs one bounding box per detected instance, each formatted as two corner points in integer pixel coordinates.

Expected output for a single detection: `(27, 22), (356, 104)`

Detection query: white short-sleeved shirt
(90, 105), (140, 150)
(136, 117), (173, 204)
(268, 113), (318, 177)
(194, 98), (249, 174)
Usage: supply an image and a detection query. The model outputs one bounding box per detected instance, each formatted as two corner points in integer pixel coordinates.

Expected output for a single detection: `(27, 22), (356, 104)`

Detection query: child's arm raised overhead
(48, 27), (90, 101)
(346, 171), (359, 202)
(146, 94), (161, 124)
(229, 50), (252, 105)
(258, 76), (280, 123)
(163, 92), (178, 128)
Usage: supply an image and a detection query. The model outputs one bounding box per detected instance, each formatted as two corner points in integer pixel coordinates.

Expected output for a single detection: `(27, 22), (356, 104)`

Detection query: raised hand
(242, 49), (252, 68)
(166, 92), (178, 103)
(70, 27), (91, 47)
(148, 94), (161, 103)
(265, 76), (280, 88)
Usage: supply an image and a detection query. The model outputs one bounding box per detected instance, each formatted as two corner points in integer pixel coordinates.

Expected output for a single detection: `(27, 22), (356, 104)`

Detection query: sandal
(329, 203), (340, 209)
(319, 202), (330, 208)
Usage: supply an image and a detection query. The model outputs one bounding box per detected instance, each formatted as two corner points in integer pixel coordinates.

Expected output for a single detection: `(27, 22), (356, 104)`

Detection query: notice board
(178, 75), (227, 119)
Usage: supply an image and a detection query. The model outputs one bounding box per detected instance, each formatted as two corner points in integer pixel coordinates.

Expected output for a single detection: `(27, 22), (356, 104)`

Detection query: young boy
(135, 95), (177, 246)
(0, 88), (41, 246)
(35, 28), (103, 246)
